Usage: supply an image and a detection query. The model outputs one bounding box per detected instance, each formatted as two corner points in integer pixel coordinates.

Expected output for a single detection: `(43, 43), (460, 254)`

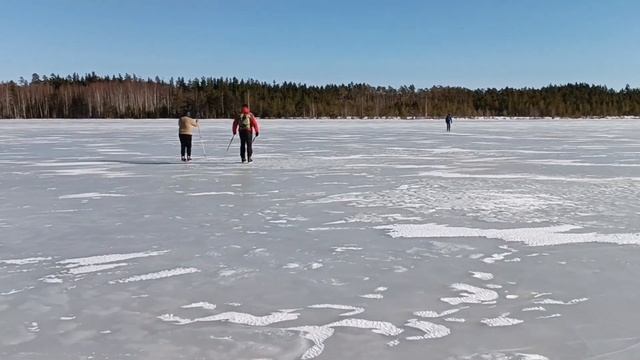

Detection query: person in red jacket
(232, 104), (260, 163)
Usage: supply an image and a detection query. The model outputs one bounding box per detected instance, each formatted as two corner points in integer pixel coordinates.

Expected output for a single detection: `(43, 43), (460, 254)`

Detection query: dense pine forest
(1, 73), (639, 119)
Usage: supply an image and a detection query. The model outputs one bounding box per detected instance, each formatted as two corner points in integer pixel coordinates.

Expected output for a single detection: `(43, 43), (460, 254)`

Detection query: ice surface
(413, 307), (467, 318)
(68, 263), (128, 275)
(1, 119), (640, 359)
(307, 304), (365, 316)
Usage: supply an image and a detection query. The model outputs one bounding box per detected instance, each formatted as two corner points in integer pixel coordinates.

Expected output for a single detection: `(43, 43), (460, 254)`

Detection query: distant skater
(445, 114), (453, 132)
(232, 104), (260, 163)
(178, 112), (199, 161)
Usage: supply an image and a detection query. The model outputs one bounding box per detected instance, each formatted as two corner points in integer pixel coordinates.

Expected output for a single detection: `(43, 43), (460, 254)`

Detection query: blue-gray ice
(1, 119), (639, 360)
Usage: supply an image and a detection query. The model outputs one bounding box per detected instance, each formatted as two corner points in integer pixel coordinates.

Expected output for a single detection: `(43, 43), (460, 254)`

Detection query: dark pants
(446, 122), (451, 132)
(239, 131), (253, 160)
(179, 134), (192, 157)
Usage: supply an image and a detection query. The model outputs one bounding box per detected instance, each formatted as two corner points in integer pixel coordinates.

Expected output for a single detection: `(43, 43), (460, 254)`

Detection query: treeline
(1, 73), (639, 119)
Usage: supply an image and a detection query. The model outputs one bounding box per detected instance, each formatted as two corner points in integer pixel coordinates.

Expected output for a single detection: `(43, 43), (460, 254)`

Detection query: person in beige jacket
(178, 112), (199, 161)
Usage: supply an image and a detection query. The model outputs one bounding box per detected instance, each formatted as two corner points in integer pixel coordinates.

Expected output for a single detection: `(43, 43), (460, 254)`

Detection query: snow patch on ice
(27, 322), (40, 333)
(441, 284), (499, 305)
(157, 313), (193, 325)
(160, 310), (299, 327)
(360, 293), (384, 300)
(110, 267), (200, 284)
(393, 265), (408, 273)
(522, 307), (547, 312)
(46, 168), (135, 178)
(537, 314), (562, 319)
(470, 271), (494, 281)
(59, 192), (125, 199)
(30, 161), (108, 167)
(1, 286), (35, 296)
(378, 223), (640, 247)
(413, 307), (467, 318)
(287, 326), (335, 360)
(218, 269), (240, 277)
(386, 339), (400, 347)
(457, 353), (549, 360)
(181, 302), (217, 310)
(418, 169), (640, 183)
(405, 319), (451, 340)
(481, 313), (524, 327)
(39, 275), (63, 283)
(59, 250), (168, 267)
(328, 318), (404, 336)
(332, 246), (363, 253)
(326, 213), (421, 225)
(534, 297), (588, 305)
(68, 263), (127, 275)
(186, 192), (235, 196)
(0, 257), (51, 265)
(444, 317), (466, 323)
(483, 252), (514, 264)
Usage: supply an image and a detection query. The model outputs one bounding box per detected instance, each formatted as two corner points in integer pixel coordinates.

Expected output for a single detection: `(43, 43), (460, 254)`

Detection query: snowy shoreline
(1, 116), (639, 122)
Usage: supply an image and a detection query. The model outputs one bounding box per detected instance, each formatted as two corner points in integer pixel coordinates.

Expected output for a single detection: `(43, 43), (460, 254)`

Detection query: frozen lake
(1, 119), (639, 360)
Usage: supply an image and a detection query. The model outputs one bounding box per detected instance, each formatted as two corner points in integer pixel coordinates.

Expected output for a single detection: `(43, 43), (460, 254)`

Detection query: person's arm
(232, 118), (238, 135)
(251, 114), (260, 136)
(190, 118), (199, 127)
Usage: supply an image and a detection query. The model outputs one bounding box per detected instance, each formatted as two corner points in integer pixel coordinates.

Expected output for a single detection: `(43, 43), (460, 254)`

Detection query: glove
(255, 132), (259, 137)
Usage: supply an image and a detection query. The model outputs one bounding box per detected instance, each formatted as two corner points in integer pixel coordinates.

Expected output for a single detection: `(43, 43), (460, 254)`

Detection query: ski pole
(197, 122), (207, 159)
(226, 134), (235, 152)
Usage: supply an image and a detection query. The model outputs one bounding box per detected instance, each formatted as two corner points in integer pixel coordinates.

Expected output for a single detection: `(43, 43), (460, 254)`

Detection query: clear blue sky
(1, 0), (638, 89)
